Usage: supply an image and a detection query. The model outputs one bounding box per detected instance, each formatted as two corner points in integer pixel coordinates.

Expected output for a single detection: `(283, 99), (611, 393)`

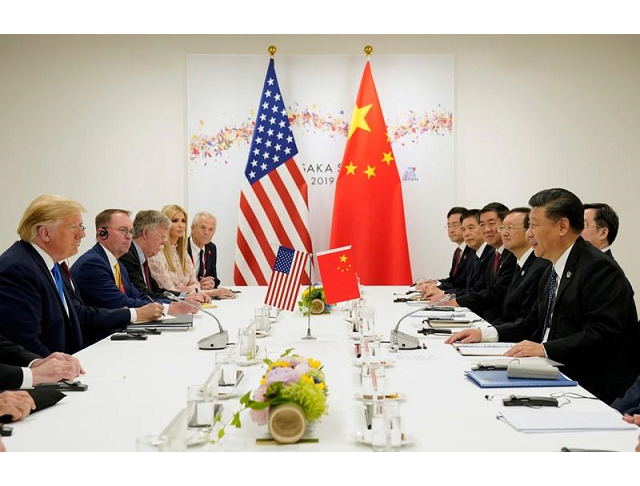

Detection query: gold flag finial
(268, 46), (277, 57)
(364, 45), (373, 56)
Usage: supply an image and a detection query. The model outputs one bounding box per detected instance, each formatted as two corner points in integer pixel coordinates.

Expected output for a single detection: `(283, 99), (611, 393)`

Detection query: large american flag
(264, 246), (309, 311)
(234, 58), (312, 285)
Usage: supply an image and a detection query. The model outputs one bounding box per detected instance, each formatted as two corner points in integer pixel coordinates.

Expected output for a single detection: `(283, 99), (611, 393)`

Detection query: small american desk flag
(264, 246), (309, 311)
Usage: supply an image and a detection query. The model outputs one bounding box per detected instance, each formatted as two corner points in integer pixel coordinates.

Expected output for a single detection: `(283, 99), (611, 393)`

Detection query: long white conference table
(5, 286), (639, 452)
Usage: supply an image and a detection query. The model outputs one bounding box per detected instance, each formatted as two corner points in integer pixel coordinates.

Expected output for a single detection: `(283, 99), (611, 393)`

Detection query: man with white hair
(187, 211), (235, 299)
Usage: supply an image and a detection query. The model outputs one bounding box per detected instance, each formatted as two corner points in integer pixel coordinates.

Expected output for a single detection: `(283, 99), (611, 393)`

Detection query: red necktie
(143, 260), (151, 290)
(492, 250), (501, 276)
(452, 247), (462, 276)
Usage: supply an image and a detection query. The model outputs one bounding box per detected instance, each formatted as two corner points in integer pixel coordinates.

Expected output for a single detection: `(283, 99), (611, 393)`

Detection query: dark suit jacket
(612, 373), (640, 415)
(604, 248), (614, 260)
(187, 238), (220, 288)
(72, 243), (153, 309)
(495, 237), (640, 404)
(1, 334), (41, 391)
(0, 241), (130, 354)
(445, 243), (495, 296)
(457, 248), (517, 322)
(118, 243), (173, 301)
(0, 241), (85, 356)
(491, 251), (551, 327)
(439, 245), (474, 292)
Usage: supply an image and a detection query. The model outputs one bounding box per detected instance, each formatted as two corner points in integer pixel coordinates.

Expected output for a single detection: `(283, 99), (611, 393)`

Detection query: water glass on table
(359, 307), (376, 337)
(216, 351), (238, 392)
(237, 324), (257, 360)
(254, 307), (271, 333)
(371, 401), (401, 452)
(361, 363), (385, 401)
(187, 384), (216, 431)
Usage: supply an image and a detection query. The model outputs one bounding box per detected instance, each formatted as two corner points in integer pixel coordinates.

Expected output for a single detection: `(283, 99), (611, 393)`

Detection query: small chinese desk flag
(316, 246), (361, 305)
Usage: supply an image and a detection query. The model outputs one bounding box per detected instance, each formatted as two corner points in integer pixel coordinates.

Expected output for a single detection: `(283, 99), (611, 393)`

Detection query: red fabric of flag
(316, 246), (360, 305)
(329, 61), (412, 285)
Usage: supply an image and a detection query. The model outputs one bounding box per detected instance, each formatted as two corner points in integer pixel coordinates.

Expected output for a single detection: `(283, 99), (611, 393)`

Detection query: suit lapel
(554, 241), (581, 304)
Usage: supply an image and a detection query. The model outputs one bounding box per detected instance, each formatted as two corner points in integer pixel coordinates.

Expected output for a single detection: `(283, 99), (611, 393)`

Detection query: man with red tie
(187, 211), (235, 299)
(424, 203), (516, 323)
(71, 209), (186, 341)
(118, 210), (208, 304)
(415, 207), (472, 292)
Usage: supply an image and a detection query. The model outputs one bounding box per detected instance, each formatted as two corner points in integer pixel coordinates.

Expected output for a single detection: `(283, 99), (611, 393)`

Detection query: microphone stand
(302, 253), (316, 340)
(164, 292), (229, 349)
(390, 293), (456, 351)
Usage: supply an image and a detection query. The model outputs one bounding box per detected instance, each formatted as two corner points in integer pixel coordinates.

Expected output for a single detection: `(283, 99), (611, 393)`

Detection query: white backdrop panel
(187, 55), (454, 284)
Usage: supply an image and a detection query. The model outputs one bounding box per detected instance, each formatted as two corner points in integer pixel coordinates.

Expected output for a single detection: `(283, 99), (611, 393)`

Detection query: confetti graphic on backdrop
(189, 105), (453, 166)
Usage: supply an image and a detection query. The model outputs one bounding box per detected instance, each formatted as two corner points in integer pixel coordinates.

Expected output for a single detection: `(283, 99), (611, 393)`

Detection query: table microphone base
(390, 330), (421, 350)
(197, 330), (229, 350)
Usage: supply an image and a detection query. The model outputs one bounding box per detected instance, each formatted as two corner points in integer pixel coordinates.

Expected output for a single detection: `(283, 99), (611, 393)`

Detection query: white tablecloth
(5, 286), (639, 451)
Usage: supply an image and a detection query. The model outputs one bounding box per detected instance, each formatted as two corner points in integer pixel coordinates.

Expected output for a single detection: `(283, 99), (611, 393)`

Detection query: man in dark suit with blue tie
(187, 211), (235, 299)
(582, 203), (619, 260)
(447, 189), (640, 404)
(0, 195), (133, 355)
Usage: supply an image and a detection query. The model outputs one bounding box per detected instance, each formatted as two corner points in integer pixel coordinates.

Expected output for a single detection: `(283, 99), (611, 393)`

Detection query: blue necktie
(541, 269), (558, 340)
(51, 263), (66, 304)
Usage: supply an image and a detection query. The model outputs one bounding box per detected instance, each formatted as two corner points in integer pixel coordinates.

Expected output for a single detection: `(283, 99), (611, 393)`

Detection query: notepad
(465, 369), (577, 388)
(454, 343), (514, 356)
(497, 410), (637, 433)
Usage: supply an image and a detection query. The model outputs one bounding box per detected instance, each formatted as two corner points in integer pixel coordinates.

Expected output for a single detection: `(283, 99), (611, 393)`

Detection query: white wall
(1, 35), (639, 295)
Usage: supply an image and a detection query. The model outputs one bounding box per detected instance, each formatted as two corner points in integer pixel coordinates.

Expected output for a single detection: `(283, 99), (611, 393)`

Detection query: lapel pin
(566, 271), (572, 279)
(521, 270), (525, 276)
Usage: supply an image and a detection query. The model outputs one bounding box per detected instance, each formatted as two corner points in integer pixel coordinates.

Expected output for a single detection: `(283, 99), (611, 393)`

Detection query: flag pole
(364, 45), (373, 57)
(302, 252), (316, 340)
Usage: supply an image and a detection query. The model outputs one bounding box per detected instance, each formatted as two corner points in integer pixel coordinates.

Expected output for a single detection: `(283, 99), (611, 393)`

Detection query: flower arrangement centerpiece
(298, 284), (329, 315)
(214, 349), (328, 444)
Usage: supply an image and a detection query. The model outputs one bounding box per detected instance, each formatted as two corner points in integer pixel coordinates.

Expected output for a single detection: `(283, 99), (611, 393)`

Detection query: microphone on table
(390, 293), (457, 350)
(163, 292), (229, 350)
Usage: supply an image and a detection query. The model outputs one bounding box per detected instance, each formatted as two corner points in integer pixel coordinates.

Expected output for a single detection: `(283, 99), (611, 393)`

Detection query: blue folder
(465, 370), (578, 388)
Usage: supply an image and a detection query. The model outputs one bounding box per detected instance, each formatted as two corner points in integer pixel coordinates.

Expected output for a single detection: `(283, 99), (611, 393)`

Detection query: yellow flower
(308, 358), (321, 369)
(316, 382), (326, 390)
(260, 377), (266, 386)
(299, 374), (314, 385)
(269, 360), (291, 371)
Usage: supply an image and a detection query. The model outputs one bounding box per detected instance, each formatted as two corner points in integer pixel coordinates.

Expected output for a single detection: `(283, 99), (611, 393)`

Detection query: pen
(355, 343), (361, 358)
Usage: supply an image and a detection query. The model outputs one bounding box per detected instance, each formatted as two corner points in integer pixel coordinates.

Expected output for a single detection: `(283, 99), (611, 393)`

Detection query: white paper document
(497, 410), (637, 433)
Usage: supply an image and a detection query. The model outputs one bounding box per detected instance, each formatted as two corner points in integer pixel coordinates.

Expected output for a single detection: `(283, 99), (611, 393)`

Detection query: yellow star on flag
(364, 165), (377, 179)
(339, 254), (348, 263)
(347, 103), (373, 139)
(382, 151), (394, 166)
(345, 161), (357, 175)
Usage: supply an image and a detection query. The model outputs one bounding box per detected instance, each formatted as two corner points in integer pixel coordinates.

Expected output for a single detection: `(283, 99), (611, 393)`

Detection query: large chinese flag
(329, 61), (412, 285)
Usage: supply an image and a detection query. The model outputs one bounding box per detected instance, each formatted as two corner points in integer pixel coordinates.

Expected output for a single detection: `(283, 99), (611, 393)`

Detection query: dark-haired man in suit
(582, 203), (619, 260)
(447, 188), (640, 404)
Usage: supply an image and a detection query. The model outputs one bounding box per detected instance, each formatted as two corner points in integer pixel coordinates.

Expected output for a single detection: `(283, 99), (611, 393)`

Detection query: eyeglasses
(152, 230), (168, 242)
(583, 222), (603, 229)
(445, 223), (461, 229)
(499, 225), (526, 233)
(105, 227), (134, 237)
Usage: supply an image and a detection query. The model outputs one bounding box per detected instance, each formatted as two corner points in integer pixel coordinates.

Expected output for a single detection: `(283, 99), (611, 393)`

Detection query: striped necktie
(114, 262), (126, 293)
(541, 270), (558, 341)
